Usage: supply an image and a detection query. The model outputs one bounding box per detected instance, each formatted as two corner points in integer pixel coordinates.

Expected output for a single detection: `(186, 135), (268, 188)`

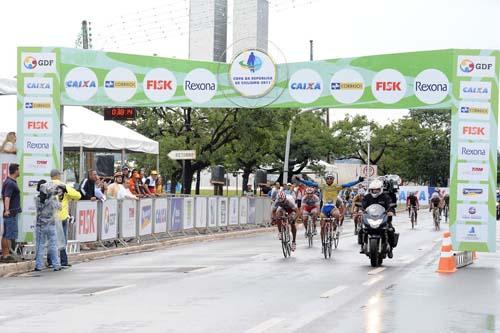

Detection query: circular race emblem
(229, 49), (277, 98)
(104, 67), (137, 102)
(371, 69), (407, 104)
(143, 68), (177, 102)
(288, 69), (323, 104)
(183, 68), (217, 104)
(64, 67), (98, 101)
(413, 69), (449, 105)
(329, 69), (365, 104)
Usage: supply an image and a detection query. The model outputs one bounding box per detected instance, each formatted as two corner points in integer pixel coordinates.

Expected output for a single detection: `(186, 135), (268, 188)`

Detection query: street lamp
(366, 126), (371, 180)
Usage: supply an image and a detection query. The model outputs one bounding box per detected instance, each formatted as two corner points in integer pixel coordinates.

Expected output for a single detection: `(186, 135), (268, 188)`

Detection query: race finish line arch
(17, 47), (498, 252)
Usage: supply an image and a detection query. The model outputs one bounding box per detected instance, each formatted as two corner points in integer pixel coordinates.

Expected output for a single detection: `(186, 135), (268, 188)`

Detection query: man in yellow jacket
(50, 169), (81, 267)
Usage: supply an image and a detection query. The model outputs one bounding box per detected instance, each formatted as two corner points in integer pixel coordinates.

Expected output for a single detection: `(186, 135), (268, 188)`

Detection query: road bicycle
(409, 205), (418, 229)
(432, 207), (441, 231)
(321, 217), (340, 259)
(278, 214), (292, 258)
(304, 213), (315, 248)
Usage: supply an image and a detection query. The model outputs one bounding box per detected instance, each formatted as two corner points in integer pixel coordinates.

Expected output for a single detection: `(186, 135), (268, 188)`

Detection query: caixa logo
(24, 137), (52, 154)
(460, 81), (491, 100)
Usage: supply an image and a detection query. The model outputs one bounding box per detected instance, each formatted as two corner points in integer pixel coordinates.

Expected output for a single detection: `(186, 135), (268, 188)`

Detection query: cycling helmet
(368, 179), (383, 198)
(277, 191), (287, 202)
(305, 187), (314, 195)
(409, 192), (414, 196)
(431, 192), (439, 199)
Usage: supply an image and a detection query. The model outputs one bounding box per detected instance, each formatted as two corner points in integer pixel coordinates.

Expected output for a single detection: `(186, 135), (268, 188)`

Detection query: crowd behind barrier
(70, 196), (273, 244)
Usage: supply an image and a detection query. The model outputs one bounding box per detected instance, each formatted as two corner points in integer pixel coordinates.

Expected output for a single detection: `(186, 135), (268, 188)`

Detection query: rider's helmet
(277, 191), (286, 202)
(325, 172), (335, 184)
(409, 191), (414, 196)
(305, 187), (314, 195)
(431, 192), (439, 199)
(368, 179), (383, 198)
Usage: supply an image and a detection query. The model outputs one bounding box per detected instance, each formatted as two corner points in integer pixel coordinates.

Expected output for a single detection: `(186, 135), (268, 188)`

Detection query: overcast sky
(2, 0), (499, 124)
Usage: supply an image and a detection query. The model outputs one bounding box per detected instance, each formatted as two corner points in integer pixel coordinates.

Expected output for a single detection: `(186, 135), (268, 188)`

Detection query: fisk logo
(375, 82), (401, 91)
(463, 126), (485, 135)
(145, 80), (173, 90)
(27, 121), (48, 130)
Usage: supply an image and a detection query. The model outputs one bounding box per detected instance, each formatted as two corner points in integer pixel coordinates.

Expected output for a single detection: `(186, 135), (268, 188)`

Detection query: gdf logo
(65, 67), (99, 101)
(143, 68), (177, 102)
(371, 69), (407, 104)
(288, 69), (323, 104)
(457, 55), (496, 78)
(21, 52), (57, 73)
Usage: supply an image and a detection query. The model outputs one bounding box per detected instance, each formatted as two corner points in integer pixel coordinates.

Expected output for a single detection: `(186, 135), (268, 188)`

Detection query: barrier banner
(208, 197), (217, 228)
(139, 198), (153, 236)
(195, 197), (207, 228)
(75, 201), (98, 242)
(218, 197), (228, 227)
(183, 197), (195, 230)
(254, 198), (264, 225)
(154, 198), (168, 234)
(0, 202), (3, 250)
(120, 199), (137, 238)
(170, 197), (183, 232)
(239, 197), (248, 225)
(397, 186), (429, 204)
(229, 197), (239, 225)
(248, 197), (256, 224)
(263, 198), (272, 224)
(100, 199), (118, 241)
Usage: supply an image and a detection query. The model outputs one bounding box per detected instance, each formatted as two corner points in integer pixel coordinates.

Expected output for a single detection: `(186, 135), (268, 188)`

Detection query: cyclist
(430, 192), (441, 224)
(406, 191), (420, 223)
(301, 187), (320, 236)
(352, 188), (365, 234)
(272, 191), (299, 251)
(443, 192), (449, 219)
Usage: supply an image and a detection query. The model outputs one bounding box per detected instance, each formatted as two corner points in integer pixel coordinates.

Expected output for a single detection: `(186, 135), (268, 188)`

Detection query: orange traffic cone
(472, 251), (477, 261)
(436, 231), (457, 273)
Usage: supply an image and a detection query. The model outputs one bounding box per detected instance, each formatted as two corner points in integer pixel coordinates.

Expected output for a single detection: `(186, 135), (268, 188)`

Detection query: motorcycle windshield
(366, 204), (385, 219)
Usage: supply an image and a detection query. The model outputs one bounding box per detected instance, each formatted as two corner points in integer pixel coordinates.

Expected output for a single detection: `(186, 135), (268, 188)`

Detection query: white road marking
(251, 254), (268, 259)
(362, 275), (384, 286)
(286, 309), (331, 331)
(368, 267), (386, 275)
(319, 285), (348, 298)
(84, 284), (135, 296)
(434, 238), (442, 243)
(245, 317), (284, 333)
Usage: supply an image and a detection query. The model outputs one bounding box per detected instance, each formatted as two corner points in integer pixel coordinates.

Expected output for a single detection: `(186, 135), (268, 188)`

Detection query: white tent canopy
(0, 94), (158, 154)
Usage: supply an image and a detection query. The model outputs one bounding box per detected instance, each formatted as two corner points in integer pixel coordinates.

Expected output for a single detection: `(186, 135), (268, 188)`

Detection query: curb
(0, 226), (274, 278)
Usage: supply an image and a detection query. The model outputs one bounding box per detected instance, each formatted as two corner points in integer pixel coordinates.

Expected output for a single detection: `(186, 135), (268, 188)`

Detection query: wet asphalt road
(0, 210), (498, 333)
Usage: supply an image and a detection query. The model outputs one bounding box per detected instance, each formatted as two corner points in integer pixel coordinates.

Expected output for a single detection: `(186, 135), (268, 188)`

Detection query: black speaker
(211, 165), (225, 185)
(255, 169), (267, 186)
(95, 155), (114, 177)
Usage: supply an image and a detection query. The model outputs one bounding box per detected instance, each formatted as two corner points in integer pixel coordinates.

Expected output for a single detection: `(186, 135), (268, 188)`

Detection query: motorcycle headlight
(367, 218), (383, 228)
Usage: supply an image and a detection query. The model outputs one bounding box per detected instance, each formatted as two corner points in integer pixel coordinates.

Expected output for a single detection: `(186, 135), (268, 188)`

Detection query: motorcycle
(356, 202), (398, 267)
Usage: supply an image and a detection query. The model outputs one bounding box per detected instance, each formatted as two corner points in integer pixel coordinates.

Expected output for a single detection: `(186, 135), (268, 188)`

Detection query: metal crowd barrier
(70, 196), (272, 246)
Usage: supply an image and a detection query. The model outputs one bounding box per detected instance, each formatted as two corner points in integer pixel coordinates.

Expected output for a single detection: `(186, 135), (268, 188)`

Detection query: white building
(232, 0), (269, 56)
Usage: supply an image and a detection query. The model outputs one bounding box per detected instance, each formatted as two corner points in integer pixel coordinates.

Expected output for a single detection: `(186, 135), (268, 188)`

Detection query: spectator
(129, 169), (147, 197)
(270, 182), (280, 202)
(107, 172), (138, 200)
(1, 132), (16, 154)
(122, 179), (139, 200)
(1, 163), (21, 263)
(121, 165), (130, 180)
(140, 169), (146, 184)
(80, 169), (97, 201)
(34, 180), (62, 271)
(50, 169), (81, 268)
(156, 175), (165, 195)
(145, 170), (159, 195)
(95, 177), (107, 201)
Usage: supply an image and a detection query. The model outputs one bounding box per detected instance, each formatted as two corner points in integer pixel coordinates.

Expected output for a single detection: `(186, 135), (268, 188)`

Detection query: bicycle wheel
(307, 219), (313, 248)
(322, 223), (329, 259)
(411, 211), (415, 229)
(286, 224), (292, 256)
(328, 228), (333, 258)
(333, 222), (340, 249)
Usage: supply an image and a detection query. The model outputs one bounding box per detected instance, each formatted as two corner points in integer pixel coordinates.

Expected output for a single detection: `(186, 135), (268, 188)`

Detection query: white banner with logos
(218, 197), (228, 227)
(183, 197), (195, 230)
(138, 198), (153, 236)
(120, 199), (137, 238)
(195, 197), (207, 228)
(208, 197), (217, 228)
(100, 200), (118, 241)
(239, 197), (248, 225)
(229, 197), (239, 225)
(75, 201), (98, 242)
(397, 186), (429, 204)
(154, 198), (168, 234)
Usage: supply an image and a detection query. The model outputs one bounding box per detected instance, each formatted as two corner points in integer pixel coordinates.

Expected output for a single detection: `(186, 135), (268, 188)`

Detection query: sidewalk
(0, 226), (273, 278)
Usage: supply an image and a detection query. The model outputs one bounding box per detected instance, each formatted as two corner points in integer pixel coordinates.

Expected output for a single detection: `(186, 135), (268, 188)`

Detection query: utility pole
(81, 20), (92, 49)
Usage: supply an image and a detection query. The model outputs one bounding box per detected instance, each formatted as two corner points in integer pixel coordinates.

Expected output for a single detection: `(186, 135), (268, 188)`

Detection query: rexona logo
(457, 142), (489, 161)
(64, 67), (98, 102)
(23, 96), (52, 114)
(24, 77), (53, 95)
(460, 81), (491, 100)
(143, 68), (177, 102)
(457, 55), (496, 78)
(288, 69), (323, 104)
(459, 122), (489, 139)
(21, 52), (56, 73)
(183, 68), (217, 104)
(371, 69), (407, 104)
(329, 69), (365, 104)
(104, 67), (137, 102)
(24, 118), (52, 134)
(413, 69), (449, 104)
(24, 137), (52, 154)
(229, 49), (276, 98)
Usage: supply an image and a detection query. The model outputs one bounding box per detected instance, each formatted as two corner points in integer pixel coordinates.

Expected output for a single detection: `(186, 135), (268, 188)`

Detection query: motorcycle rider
(359, 179), (396, 257)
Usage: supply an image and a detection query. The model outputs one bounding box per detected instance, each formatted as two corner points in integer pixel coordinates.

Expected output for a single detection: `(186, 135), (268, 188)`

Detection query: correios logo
(23, 96), (53, 114)
(64, 67), (98, 101)
(413, 69), (449, 104)
(457, 55), (496, 78)
(21, 52), (56, 73)
(329, 69), (365, 104)
(143, 68), (177, 102)
(288, 69), (323, 104)
(183, 68), (217, 104)
(371, 69), (407, 104)
(104, 67), (138, 102)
